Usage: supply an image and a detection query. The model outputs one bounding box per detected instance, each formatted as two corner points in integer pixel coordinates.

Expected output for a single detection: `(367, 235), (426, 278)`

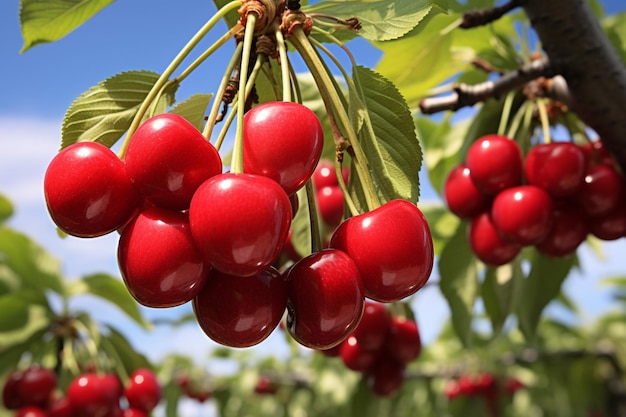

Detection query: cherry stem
(506, 99), (531, 140)
(497, 91), (516, 137)
(216, 54), (266, 151)
(231, 12), (258, 173)
(203, 42), (244, 141)
(289, 26), (380, 211)
(117, 0), (243, 158)
(536, 98), (552, 144)
(335, 159), (359, 217)
(274, 23), (292, 102)
(304, 180), (324, 253)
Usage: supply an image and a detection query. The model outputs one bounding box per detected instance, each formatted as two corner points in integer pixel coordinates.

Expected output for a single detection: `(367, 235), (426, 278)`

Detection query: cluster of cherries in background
(444, 134), (626, 266)
(43, 101), (434, 352)
(2, 365), (161, 417)
(320, 301), (422, 397)
(444, 372), (524, 416)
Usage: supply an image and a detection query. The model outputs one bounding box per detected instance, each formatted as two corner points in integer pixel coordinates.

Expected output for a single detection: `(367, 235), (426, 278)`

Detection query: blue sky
(1, 1), (625, 402)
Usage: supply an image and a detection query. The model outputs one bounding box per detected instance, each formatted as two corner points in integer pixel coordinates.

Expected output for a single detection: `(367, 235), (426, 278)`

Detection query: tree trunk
(520, 0), (626, 173)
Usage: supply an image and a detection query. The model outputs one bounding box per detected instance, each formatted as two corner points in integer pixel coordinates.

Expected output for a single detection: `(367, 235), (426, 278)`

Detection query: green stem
(305, 180), (324, 253)
(203, 42), (244, 140)
(536, 98), (552, 143)
(335, 159), (358, 217)
(498, 91), (516, 136)
(289, 26), (380, 211)
(118, 0), (243, 158)
(231, 12), (258, 173)
(274, 24), (292, 102)
(506, 100), (531, 140)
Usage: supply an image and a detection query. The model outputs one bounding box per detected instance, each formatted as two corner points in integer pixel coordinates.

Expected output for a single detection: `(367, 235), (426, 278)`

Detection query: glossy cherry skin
(15, 406), (47, 417)
(312, 159), (350, 190)
(350, 301), (390, 352)
(491, 185), (554, 245)
(118, 207), (208, 308)
(193, 266), (287, 348)
(124, 369), (161, 413)
(589, 196), (626, 240)
(536, 204), (588, 257)
(124, 113), (222, 210)
(44, 142), (140, 237)
(285, 249), (365, 350)
(189, 173), (292, 277)
(367, 357), (405, 397)
(468, 212), (521, 266)
(18, 365), (57, 408)
(339, 336), (377, 372)
(524, 142), (586, 197)
(443, 164), (491, 219)
(66, 373), (120, 417)
(384, 316), (421, 364)
(466, 135), (522, 195)
(329, 200), (434, 302)
(575, 164), (624, 217)
(243, 101), (324, 195)
(316, 186), (344, 228)
(48, 397), (73, 417)
(123, 409), (149, 417)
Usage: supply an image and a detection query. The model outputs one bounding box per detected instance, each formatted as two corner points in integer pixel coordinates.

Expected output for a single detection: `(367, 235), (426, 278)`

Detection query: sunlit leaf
(19, 0), (115, 52)
(305, 0), (435, 42)
(0, 291), (51, 350)
(170, 94), (213, 131)
(438, 221), (478, 346)
(69, 273), (151, 330)
(348, 65), (421, 211)
(101, 324), (151, 375)
(62, 70), (177, 149)
(481, 262), (522, 334)
(0, 195), (14, 224)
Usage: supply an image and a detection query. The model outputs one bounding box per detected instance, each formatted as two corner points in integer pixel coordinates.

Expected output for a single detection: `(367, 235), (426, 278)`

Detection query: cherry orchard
(42, 0), (433, 353)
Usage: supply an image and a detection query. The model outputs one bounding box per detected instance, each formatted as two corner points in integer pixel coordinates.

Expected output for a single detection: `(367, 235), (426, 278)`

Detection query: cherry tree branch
(418, 58), (562, 114)
(459, 0), (522, 29)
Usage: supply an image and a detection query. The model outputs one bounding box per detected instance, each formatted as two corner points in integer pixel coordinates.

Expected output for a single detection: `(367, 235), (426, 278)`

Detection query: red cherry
(124, 368), (161, 413)
(589, 196), (626, 240)
(18, 365), (57, 408)
(44, 142), (139, 237)
(118, 207), (208, 308)
(124, 113), (222, 210)
(285, 249), (365, 349)
(466, 135), (522, 195)
(445, 380), (462, 400)
(243, 101), (324, 195)
(316, 186), (344, 227)
(491, 185), (553, 245)
(504, 377), (525, 395)
(384, 316), (422, 364)
(2, 370), (25, 409)
(350, 301), (390, 352)
(457, 375), (478, 396)
(123, 409), (148, 417)
(339, 336), (377, 372)
(329, 200), (434, 302)
(367, 357), (405, 397)
(312, 160), (350, 190)
(48, 397), (73, 417)
(468, 212), (521, 266)
(193, 267), (287, 348)
(443, 164), (491, 219)
(254, 376), (278, 395)
(575, 164), (624, 217)
(66, 373), (120, 417)
(189, 173), (292, 277)
(524, 142), (586, 197)
(536, 204), (588, 257)
(15, 406), (47, 417)
(580, 140), (614, 167)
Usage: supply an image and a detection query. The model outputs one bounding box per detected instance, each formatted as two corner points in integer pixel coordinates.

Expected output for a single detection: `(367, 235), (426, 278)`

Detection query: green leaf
(69, 273), (151, 329)
(61, 70), (177, 149)
(0, 328), (47, 375)
(419, 202), (460, 256)
(516, 251), (576, 341)
(0, 195), (14, 223)
(170, 94), (213, 132)
(19, 0), (115, 52)
(480, 262), (522, 334)
(101, 324), (151, 375)
(348, 65), (421, 210)
(0, 226), (66, 297)
(305, 0), (435, 42)
(438, 221), (478, 346)
(0, 290), (51, 350)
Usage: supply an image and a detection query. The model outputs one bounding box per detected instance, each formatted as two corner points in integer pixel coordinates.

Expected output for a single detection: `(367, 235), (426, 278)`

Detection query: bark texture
(521, 0), (626, 173)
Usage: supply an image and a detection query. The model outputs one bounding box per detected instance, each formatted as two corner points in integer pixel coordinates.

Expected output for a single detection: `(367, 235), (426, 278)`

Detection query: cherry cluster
(444, 134), (626, 266)
(44, 101), (434, 351)
(445, 372), (524, 415)
(2, 366), (161, 417)
(319, 301), (421, 397)
(175, 374), (212, 403)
